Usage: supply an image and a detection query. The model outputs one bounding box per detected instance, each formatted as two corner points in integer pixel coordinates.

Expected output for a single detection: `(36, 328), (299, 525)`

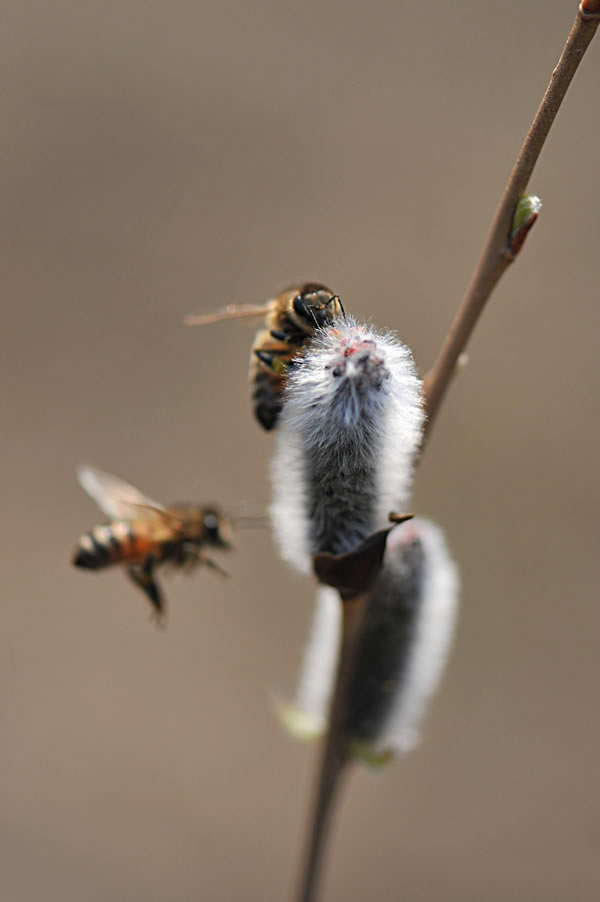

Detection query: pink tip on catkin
(270, 317), (425, 574)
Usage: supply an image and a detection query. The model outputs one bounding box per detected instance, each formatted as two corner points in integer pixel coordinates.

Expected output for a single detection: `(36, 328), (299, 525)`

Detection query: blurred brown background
(3, 2), (600, 900)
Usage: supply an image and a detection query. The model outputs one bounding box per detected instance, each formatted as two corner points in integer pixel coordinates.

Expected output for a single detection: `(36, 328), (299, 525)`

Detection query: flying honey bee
(185, 282), (345, 430)
(72, 465), (259, 623)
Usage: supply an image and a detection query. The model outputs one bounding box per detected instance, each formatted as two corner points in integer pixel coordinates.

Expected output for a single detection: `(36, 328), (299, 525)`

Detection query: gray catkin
(286, 518), (460, 759)
(270, 317), (425, 574)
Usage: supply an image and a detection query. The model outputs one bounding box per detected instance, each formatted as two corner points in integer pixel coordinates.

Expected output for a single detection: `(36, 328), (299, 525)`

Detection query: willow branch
(422, 2), (600, 443)
(295, 529), (394, 902)
(294, 6), (600, 902)
(293, 601), (359, 902)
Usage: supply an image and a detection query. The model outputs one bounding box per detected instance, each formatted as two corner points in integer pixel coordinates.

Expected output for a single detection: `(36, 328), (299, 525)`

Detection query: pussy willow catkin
(281, 518), (459, 763)
(270, 317), (424, 574)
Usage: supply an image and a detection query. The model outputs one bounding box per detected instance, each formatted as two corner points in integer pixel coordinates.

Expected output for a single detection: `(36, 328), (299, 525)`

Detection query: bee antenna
(227, 499), (269, 529)
(229, 515), (269, 529)
(307, 303), (320, 328)
(299, 294), (322, 328)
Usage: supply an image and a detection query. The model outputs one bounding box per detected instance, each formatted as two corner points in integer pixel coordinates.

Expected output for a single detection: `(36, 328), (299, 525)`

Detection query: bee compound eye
(204, 513), (219, 531)
(293, 295), (308, 318)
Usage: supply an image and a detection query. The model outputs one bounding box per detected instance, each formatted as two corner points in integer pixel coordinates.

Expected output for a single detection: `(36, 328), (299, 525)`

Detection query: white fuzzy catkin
(270, 317), (424, 574)
(293, 586), (341, 737)
(374, 519), (459, 755)
(283, 518), (459, 760)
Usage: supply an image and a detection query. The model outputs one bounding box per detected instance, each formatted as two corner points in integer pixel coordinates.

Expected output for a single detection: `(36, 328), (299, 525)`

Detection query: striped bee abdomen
(72, 521), (154, 570)
(252, 367), (285, 431)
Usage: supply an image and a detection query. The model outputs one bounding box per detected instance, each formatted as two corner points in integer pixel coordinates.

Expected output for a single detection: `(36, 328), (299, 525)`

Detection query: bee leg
(255, 349), (287, 376)
(198, 555), (230, 579)
(270, 329), (288, 341)
(255, 349), (280, 370)
(179, 546), (201, 573)
(127, 558), (165, 625)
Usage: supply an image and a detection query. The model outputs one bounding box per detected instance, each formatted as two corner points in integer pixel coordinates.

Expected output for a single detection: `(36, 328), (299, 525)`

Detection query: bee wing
(184, 303), (271, 327)
(76, 465), (169, 522)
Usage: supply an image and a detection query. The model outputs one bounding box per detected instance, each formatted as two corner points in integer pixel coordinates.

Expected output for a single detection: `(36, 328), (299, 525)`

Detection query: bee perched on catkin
(270, 316), (425, 575)
(279, 518), (459, 764)
(185, 283), (345, 431)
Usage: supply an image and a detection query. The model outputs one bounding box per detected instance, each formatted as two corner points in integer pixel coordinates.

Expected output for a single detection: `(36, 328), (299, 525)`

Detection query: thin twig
(422, 2), (600, 443)
(296, 530), (395, 901)
(295, 595), (366, 902)
(295, 6), (600, 902)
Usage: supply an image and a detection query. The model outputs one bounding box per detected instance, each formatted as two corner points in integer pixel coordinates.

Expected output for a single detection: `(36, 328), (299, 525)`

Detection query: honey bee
(185, 282), (345, 430)
(72, 465), (239, 623)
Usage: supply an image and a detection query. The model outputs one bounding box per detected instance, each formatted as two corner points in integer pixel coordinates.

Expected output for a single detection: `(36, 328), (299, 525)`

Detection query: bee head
(293, 284), (345, 329)
(202, 509), (233, 548)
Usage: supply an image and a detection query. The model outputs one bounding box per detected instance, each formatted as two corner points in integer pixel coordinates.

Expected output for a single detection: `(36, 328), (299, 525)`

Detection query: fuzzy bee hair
(281, 518), (459, 760)
(270, 317), (425, 574)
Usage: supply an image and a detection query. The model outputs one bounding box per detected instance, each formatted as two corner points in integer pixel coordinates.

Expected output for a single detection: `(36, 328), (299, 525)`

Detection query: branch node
(506, 194), (542, 259)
